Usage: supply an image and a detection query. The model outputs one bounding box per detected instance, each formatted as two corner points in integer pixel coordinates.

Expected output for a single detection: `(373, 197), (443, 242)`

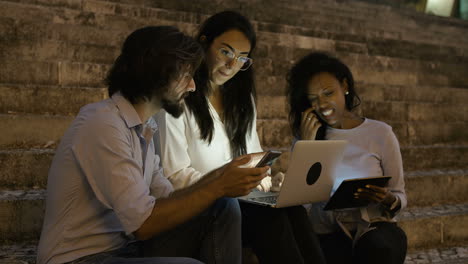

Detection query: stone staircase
(1, 0), (467, 263)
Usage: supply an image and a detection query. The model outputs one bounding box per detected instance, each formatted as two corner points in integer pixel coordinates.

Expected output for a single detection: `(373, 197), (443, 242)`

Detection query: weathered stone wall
(0, 0), (467, 261)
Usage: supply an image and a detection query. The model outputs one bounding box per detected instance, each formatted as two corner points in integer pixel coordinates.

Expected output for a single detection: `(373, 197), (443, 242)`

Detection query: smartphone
(255, 150), (282, 167)
(312, 110), (327, 140)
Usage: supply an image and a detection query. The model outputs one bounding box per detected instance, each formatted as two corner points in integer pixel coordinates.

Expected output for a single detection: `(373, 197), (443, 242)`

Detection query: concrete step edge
(0, 190), (46, 201)
(397, 203), (468, 221)
(405, 169), (468, 178)
(405, 244), (468, 263)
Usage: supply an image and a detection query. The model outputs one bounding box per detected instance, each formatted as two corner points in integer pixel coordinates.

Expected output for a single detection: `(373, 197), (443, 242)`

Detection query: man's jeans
(69, 198), (241, 264)
(142, 197), (241, 264)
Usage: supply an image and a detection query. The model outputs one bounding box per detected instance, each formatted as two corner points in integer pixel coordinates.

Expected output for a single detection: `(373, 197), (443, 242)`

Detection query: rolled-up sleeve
(72, 114), (155, 235)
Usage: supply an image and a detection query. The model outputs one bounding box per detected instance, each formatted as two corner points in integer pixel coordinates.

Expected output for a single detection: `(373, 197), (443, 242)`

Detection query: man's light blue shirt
(37, 93), (173, 264)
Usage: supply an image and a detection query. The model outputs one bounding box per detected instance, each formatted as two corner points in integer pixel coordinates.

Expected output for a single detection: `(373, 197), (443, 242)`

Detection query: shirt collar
(111, 93), (159, 134)
(111, 93), (142, 129)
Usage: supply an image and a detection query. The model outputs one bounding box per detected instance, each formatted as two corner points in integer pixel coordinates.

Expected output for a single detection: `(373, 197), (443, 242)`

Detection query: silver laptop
(239, 140), (347, 208)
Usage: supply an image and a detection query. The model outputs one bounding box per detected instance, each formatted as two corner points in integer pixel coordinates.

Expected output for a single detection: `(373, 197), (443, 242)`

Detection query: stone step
(405, 170), (468, 207)
(255, 55), (468, 90)
(270, 146), (468, 177)
(0, 147), (468, 206)
(5, 0), (467, 44)
(401, 145), (468, 172)
(0, 243), (37, 264)
(4, 23), (466, 78)
(0, 114), (74, 149)
(1, 4), (467, 89)
(0, 190), (45, 244)
(1, 147), (466, 208)
(1, 243), (467, 264)
(0, 111), (466, 149)
(0, 84), (107, 115)
(257, 96), (468, 123)
(0, 60), (109, 87)
(0, 107), (466, 149)
(0, 149), (54, 190)
(397, 203), (468, 250)
(1, 190), (467, 250)
(1, 83), (467, 118)
(0, 1), (198, 46)
(0, 38), (119, 65)
(2, 0), (468, 65)
(356, 83), (468, 105)
(110, 0), (468, 47)
(405, 245), (468, 264)
(257, 118), (468, 147)
(2, 54), (467, 96)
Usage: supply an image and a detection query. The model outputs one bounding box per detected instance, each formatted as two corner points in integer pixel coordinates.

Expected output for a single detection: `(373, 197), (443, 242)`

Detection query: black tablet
(323, 176), (392, 211)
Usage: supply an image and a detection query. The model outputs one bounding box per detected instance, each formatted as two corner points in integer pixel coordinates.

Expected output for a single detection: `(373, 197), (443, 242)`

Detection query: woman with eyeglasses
(153, 11), (326, 264)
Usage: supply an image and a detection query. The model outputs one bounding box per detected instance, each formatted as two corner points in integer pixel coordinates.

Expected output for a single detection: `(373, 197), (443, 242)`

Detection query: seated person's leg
(142, 198), (241, 264)
(353, 222), (407, 264)
(240, 202), (306, 264)
(318, 231), (353, 264)
(67, 244), (203, 264)
(286, 206), (326, 263)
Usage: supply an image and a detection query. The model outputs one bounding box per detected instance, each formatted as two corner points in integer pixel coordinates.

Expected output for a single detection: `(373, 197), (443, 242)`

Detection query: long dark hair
(106, 26), (203, 104)
(184, 11), (257, 157)
(287, 52), (361, 140)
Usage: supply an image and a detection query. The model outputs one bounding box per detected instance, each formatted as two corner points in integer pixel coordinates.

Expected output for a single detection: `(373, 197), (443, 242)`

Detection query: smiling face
(205, 29), (251, 87)
(307, 72), (350, 129)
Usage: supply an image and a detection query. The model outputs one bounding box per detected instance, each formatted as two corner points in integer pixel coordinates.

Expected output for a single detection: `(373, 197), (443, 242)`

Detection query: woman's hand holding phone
(300, 107), (322, 140)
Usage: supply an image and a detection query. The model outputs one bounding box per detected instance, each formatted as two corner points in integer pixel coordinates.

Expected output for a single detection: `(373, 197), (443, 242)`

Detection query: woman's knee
(354, 224), (407, 264)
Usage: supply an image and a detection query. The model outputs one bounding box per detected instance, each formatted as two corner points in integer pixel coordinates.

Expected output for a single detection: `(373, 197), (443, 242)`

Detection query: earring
(345, 91), (349, 95)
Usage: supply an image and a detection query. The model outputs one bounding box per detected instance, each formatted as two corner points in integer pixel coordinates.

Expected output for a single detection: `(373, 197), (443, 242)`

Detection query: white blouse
(154, 98), (269, 190)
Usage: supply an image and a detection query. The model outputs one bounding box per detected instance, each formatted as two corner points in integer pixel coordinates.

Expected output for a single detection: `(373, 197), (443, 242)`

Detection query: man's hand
(214, 155), (269, 197)
(354, 184), (397, 207)
(300, 107), (322, 140)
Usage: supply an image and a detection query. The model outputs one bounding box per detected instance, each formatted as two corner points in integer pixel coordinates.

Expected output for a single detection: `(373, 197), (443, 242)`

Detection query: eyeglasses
(217, 47), (253, 71)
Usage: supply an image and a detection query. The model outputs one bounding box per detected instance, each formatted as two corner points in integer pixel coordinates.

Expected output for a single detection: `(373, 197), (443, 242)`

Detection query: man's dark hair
(287, 52), (361, 140)
(185, 10), (257, 157)
(106, 26), (203, 104)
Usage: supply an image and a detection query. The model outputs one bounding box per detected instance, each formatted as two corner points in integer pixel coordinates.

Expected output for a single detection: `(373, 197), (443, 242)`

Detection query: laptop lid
(275, 140), (347, 208)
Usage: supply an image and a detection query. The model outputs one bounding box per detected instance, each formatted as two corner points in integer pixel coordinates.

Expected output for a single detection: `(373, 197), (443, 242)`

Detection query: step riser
(399, 214), (468, 249)
(0, 151), (53, 190)
(358, 84), (468, 105)
(0, 40), (119, 65)
(3, 0), (467, 49)
(257, 119), (468, 148)
(1, 152), (466, 208)
(0, 116), (73, 148)
(3, 58), (467, 90)
(0, 86), (107, 115)
(2, 115), (466, 148)
(1, 145), (467, 190)
(2, 87), (466, 118)
(406, 174), (468, 207)
(257, 98), (468, 122)
(1, 198), (466, 251)
(0, 199), (44, 244)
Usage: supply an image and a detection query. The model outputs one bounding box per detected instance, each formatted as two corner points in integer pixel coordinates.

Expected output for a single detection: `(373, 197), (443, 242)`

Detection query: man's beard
(161, 98), (184, 118)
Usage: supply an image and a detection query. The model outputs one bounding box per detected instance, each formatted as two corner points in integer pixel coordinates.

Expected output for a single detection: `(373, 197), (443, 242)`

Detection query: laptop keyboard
(250, 195), (278, 205)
